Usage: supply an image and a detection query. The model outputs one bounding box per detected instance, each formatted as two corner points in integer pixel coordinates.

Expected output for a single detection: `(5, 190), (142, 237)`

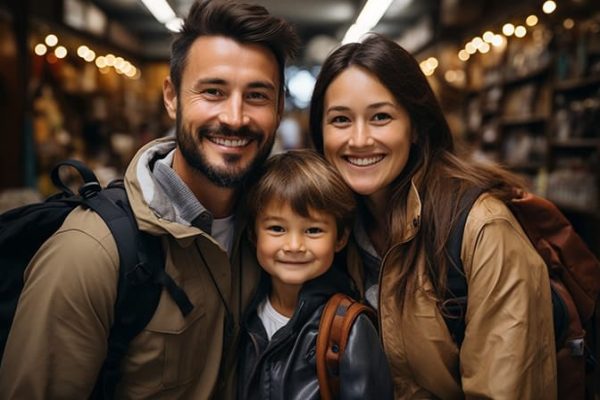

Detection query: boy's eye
(306, 227), (323, 235)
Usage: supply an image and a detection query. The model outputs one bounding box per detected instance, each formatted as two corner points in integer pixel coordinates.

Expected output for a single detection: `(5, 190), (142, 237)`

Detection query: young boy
(239, 149), (393, 399)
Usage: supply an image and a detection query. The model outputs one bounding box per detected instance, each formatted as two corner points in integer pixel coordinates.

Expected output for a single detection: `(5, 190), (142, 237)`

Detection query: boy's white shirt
(257, 296), (290, 340)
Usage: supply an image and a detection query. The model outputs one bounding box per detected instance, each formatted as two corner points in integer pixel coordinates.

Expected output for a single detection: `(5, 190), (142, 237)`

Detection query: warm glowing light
(483, 31), (495, 43)
(426, 57), (438, 69)
(526, 15), (538, 26)
(105, 54), (116, 66)
(45, 34), (58, 47)
(465, 42), (477, 54)
(502, 23), (515, 36)
(54, 46), (67, 59)
(114, 57), (125, 70)
(445, 70), (457, 82)
(563, 18), (575, 29)
(472, 37), (484, 48)
(491, 34), (506, 48)
(95, 56), (107, 68)
(514, 25), (527, 38)
(479, 42), (490, 53)
(542, 1), (556, 14)
(458, 49), (470, 61)
(77, 45), (89, 58)
(84, 50), (96, 62)
(34, 43), (48, 56)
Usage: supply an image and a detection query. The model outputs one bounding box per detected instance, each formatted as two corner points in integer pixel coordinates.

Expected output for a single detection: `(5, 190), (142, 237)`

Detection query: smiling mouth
(345, 155), (384, 166)
(207, 136), (252, 148)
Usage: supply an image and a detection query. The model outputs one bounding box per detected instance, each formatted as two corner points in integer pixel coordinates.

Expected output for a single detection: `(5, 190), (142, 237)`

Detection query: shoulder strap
(316, 293), (377, 400)
(442, 187), (484, 347)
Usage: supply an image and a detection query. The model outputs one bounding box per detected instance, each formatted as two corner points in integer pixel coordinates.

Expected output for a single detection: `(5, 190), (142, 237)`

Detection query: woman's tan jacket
(347, 182), (557, 399)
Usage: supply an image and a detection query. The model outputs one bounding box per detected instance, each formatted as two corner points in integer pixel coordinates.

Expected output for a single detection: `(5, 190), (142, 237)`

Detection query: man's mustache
(198, 124), (263, 141)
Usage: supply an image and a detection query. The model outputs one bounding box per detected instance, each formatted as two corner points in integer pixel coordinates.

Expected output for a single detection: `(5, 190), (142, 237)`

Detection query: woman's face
(322, 66), (412, 200)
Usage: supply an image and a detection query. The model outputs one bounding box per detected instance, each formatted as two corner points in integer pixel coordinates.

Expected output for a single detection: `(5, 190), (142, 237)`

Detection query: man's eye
(203, 88), (223, 97)
(247, 92), (268, 100)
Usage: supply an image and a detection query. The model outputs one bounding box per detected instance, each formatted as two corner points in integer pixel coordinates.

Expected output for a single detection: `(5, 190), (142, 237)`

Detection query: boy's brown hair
(246, 149), (356, 240)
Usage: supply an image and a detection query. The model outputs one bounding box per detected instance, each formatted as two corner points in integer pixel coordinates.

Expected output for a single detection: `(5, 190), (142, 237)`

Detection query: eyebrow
(326, 101), (396, 113)
(195, 78), (276, 92)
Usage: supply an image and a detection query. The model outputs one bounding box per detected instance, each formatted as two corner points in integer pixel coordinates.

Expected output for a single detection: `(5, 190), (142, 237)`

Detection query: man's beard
(176, 108), (275, 188)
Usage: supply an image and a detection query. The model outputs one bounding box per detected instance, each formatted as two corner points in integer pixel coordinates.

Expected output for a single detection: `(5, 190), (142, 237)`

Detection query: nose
(348, 122), (374, 148)
(218, 93), (250, 130)
(283, 232), (306, 253)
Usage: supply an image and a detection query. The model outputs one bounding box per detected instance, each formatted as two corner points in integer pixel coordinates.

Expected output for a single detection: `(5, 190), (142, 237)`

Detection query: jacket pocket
(123, 278), (209, 392)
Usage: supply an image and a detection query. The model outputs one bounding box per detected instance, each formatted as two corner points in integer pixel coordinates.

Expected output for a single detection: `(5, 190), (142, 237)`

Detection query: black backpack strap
(441, 187), (484, 347)
(51, 159), (101, 196)
(82, 185), (192, 399)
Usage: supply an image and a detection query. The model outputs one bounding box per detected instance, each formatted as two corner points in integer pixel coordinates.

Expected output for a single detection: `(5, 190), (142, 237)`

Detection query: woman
(309, 34), (557, 399)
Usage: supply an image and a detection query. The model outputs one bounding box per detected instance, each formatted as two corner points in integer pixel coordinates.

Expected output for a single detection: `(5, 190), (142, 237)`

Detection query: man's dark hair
(170, 0), (299, 96)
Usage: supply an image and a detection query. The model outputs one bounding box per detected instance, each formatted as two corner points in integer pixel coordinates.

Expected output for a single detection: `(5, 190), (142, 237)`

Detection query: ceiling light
(166, 18), (184, 32)
(342, 0), (408, 44)
(34, 44), (47, 56)
(77, 45), (89, 58)
(54, 46), (67, 59)
(140, 0), (176, 24)
(45, 34), (58, 47)
(526, 15), (538, 27)
(514, 25), (527, 38)
(502, 23), (515, 36)
(483, 31), (495, 43)
(458, 49), (470, 61)
(542, 1), (556, 14)
(465, 42), (477, 54)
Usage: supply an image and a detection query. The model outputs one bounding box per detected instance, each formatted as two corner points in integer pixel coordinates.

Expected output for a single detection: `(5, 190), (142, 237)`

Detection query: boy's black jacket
(238, 262), (394, 400)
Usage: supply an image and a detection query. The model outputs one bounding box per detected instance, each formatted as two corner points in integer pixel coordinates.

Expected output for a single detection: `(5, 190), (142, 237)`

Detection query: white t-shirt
(257, 296), (290, 340)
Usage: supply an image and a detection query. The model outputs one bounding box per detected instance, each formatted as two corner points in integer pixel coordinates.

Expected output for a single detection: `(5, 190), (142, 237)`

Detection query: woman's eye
(267, 225), (285, 233)
(373, 112), (391, 122)
(330, 115), (350, 125)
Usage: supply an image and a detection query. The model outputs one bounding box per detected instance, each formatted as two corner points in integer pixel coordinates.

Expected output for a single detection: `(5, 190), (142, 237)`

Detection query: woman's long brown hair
(310, 34), (525, 306)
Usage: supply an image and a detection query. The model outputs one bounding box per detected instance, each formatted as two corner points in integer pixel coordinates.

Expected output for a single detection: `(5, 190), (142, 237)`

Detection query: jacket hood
(124, 137), (210, 243)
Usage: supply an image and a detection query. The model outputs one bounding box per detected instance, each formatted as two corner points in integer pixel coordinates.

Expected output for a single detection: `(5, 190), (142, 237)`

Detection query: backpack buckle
(126, 263), (153, 286)
(79, 182), (101, 199)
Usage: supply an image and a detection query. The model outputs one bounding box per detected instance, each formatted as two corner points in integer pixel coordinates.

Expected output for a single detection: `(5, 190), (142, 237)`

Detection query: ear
(163, 76), (177, 120)
(334, 228), (350, 252)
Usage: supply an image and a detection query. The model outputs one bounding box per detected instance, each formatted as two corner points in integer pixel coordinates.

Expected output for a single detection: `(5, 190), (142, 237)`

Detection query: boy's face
(255, 200), (348, 290)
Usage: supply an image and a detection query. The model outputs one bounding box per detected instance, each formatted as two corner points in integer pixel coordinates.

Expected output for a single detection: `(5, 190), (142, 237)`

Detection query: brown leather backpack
(316, 293), (377, 400)
(443, 189), (600, 399)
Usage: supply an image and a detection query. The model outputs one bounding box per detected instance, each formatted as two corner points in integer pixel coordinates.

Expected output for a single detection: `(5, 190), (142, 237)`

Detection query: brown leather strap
(316, 293), (377, 400)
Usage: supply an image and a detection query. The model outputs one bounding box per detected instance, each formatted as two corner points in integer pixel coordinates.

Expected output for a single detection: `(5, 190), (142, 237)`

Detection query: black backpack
(0, 159), (193, 399)
(442, 187), (600, 399)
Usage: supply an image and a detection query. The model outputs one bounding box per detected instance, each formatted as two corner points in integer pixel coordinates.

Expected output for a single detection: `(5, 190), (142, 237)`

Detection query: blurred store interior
(0, 0), (599, 254)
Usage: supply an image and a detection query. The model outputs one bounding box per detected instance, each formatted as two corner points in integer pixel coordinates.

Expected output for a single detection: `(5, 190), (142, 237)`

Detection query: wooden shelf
(550, 139), (600, 148)
(505, 162), (545, 171)
(499, 115), (547, 126)
(502, 64), (551, 87)
(553, 76), (600, 92)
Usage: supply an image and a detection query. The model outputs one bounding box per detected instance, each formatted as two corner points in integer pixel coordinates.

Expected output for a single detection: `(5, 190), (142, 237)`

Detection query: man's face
(164, 36), (281, 187)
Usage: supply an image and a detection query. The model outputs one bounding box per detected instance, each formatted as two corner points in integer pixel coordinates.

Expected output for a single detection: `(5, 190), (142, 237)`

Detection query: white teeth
(346, 155), (384, 166)
(210, 137), (250, 147)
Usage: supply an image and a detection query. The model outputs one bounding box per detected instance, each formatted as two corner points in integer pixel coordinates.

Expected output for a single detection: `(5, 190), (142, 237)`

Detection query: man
(0, 1), (299, 398)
